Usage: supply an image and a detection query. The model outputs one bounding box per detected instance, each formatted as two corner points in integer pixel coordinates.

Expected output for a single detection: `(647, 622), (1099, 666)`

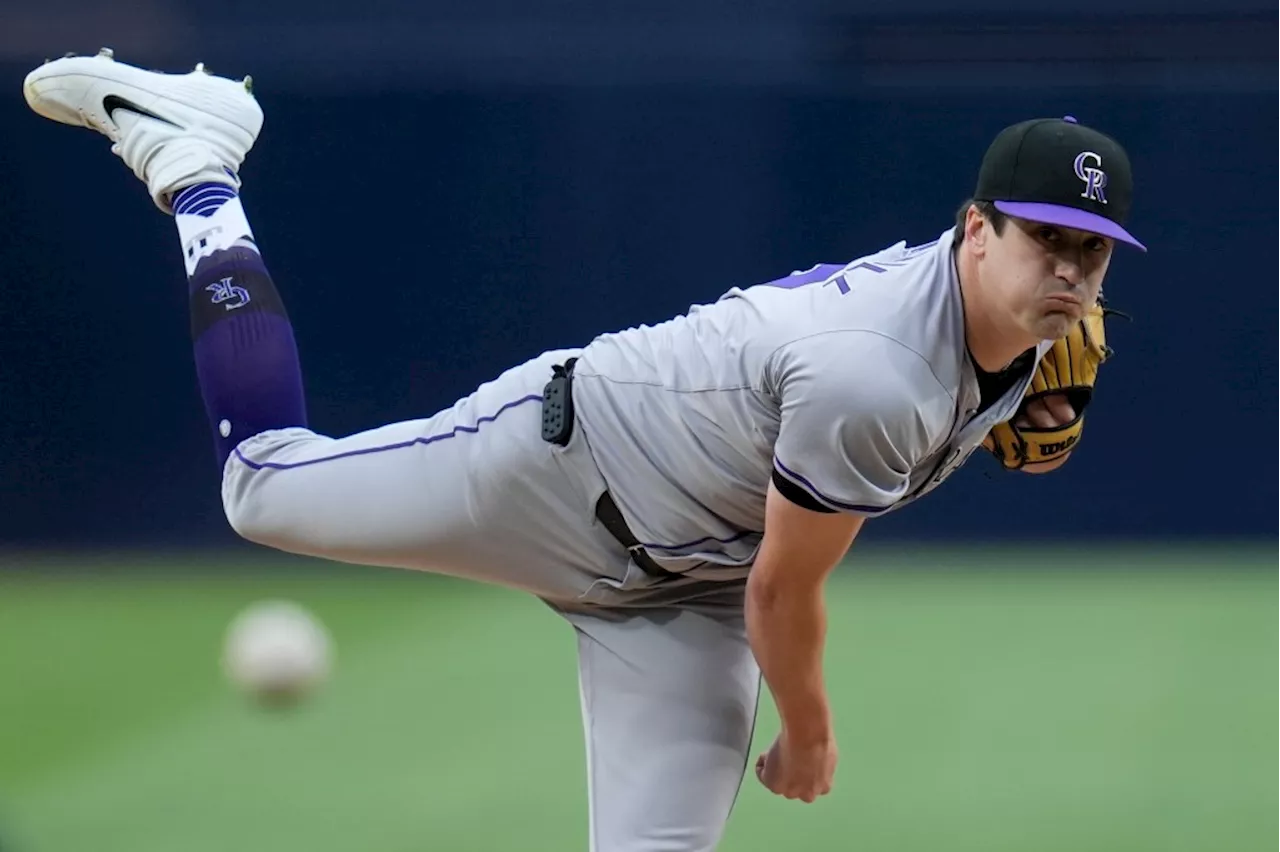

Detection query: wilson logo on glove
(982, 294), (1127, 470)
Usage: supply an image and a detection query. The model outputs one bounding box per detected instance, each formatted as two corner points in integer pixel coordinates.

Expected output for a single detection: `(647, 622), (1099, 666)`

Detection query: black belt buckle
(541, 357), (577, 447)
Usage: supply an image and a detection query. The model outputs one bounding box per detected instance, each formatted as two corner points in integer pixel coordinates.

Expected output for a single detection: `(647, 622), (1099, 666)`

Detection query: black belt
(593, 492), (681, 580)
(541, 359), (681, 582)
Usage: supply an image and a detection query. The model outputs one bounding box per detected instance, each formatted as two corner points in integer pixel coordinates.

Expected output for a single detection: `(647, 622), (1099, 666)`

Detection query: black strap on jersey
(538, 358), (682, 582)
(593, 493), (683, 581)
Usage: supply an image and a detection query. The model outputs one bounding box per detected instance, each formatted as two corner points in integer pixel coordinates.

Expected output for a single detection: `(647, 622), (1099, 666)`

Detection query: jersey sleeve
(769, 331), (953, 516)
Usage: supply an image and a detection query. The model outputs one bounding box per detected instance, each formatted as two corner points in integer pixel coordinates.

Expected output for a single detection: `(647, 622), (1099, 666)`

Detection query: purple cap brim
(993, 201), (1147, 251)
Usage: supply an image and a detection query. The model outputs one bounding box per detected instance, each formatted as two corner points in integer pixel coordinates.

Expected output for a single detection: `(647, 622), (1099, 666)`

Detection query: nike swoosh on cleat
(102, 94), (181, 127)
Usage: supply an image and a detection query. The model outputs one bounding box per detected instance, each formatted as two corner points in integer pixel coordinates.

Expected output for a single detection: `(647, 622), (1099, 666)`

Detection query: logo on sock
(207, 277), (251, 311)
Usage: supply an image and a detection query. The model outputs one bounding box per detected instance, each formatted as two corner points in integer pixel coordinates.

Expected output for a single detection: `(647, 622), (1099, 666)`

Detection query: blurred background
(0, 1), (1275, 850)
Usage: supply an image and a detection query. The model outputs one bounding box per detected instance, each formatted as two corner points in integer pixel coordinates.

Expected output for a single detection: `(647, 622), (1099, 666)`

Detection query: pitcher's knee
(221, 478), (274, 546)
(220, 426), (328, 547)
(594, 809), (730, 852)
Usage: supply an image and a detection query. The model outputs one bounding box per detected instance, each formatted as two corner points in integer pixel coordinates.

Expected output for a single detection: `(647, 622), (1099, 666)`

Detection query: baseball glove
(982, 295), (1124, 470)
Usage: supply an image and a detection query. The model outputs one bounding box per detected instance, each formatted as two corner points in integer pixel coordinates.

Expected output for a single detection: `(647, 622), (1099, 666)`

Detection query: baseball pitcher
(24, 50), (1143, 852)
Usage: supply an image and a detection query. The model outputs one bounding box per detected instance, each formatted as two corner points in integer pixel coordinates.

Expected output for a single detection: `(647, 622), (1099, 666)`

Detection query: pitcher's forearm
(745, 572), (833, 744)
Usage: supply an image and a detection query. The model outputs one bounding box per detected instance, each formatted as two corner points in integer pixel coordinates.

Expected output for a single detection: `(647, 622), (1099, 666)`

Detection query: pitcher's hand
(754, 731), (838, 803)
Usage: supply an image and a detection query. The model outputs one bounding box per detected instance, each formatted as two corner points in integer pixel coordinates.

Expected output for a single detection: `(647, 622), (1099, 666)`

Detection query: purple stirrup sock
(172, 182), (308, 467)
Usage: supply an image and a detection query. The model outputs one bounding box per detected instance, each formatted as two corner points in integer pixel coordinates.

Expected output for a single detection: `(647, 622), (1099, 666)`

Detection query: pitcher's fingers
(1044, 394), (1076, 423)
(1022, 399), (1057, 428)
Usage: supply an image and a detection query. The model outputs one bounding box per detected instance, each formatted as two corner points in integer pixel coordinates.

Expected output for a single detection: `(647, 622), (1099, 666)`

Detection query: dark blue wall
(0, 12), (1275, 546)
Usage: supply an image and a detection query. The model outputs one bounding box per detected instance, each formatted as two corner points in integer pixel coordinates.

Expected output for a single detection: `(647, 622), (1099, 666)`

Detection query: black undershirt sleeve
(771, 467), (837, 513)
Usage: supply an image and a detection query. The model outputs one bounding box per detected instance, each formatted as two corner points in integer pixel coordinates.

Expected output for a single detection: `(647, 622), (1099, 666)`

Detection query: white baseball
(221, 599), (332, 705)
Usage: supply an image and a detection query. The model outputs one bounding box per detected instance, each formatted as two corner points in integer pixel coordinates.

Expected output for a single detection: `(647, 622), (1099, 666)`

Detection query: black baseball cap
(974, 116), (1145, 251)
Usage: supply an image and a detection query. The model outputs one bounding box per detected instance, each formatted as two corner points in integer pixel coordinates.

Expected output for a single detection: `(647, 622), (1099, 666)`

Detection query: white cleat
(23, 49), (263, 213)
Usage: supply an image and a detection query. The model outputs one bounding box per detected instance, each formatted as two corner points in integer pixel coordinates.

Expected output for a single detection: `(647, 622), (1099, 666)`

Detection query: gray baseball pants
(221, 348), (762, 851)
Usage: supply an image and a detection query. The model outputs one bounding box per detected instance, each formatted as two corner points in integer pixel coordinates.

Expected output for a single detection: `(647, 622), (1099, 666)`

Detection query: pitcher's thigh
(220, 420), (490, 567)
(567, 605), (761, 852)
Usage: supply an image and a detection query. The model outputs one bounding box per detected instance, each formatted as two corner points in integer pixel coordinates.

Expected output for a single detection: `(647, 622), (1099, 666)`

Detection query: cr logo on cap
(1073, 151), (1108, 204)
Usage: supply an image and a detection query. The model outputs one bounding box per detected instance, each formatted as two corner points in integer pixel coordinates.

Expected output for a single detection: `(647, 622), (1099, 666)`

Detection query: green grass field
(0, 546), (1274, 852)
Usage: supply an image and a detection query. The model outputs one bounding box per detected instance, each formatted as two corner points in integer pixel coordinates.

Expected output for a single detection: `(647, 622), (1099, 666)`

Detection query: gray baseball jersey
(572, 226), (1052, 578)
(220, 225), (1050, 852)
(33, 49), (1081, 851)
